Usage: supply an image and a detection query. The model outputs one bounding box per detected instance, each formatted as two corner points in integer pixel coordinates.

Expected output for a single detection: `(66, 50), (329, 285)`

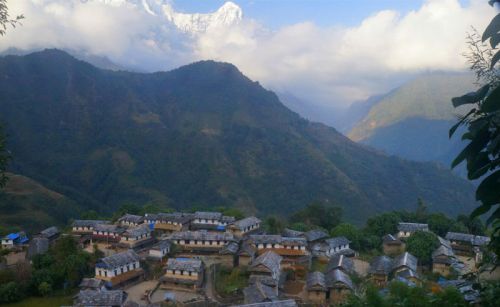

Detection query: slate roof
(40, 226), (59, 239)
(395, 268), (420, 280)
(398, 223), (429, 232)
(243, 282), (278, 304)
(74, 289), (126, 306)
(369, 255), (393, 275)
(118, 214), (144, 224)
(220, 241), (240, 255)
(146, 212), (193, 224)
(281, 237), (307, 246)
(239, 242), (257, 257)
(72, 220), (110, 228)
(326, 269), (354, 290)
(304, 229), (329, 242)
(151, 240), (171, 251)
(445, 232), (490, 246)
(166, 258), (203, 272)
(96, 250), (140, 270)
(27, 237), (49, 259)
(233, 300), (298, 307)
(79, 278), (104, 290)
(170, 230), (235, 242)
(94, 224), (125, 234)
(326, 254), (354, 274)
(194, 211), (222, 220)
(250, 235), (282, 245)
(325, 236), (350, 248)
(392, 252), (418, 272)
(282, 229), (304, 238)
(382, 234), (402, 244)
(251, 251), (282, 277)
(432, 245), (455, 260)
(233, 217), (262, 230)
(306, 271), (327, 290)
(122, 224), (150, 238)
(222, 216), (236, 224)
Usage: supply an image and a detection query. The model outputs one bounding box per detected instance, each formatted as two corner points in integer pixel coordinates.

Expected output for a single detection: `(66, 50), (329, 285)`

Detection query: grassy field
(3, 295), (73, 307)
(215, 266), (249, 298)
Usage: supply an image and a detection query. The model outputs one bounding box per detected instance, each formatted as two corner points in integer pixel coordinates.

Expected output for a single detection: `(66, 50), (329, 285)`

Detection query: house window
(114, 270), (118, 276)
(104, 271), (107, 277)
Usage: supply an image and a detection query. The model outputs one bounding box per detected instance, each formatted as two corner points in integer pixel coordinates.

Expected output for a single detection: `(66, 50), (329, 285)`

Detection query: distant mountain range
(0, 50), (477, 229)
(347, 72), (475, 168)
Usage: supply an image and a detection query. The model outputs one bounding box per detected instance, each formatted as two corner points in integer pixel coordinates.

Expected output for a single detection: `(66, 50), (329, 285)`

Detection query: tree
(432, 287), (468, 307)
(290, 202), (343, 230)
(415, 198), (429, 223)
(331, 223), (363, 250)
(364, 212), (401, 237)
(263, 216), (285, 234)
(0, 126), (9, 188)
(37, 281), (52, 297)
(0, 281), (22, 303)
(456, 214), (486, 235)
(406, 231), (440, 265)
(450, 2), (500, 260)
(0, 0), (23, 36)
(428, 213), (454, 237)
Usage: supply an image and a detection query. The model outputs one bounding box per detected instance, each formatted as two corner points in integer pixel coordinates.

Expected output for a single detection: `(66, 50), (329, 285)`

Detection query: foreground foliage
(450, 2), (500, 261)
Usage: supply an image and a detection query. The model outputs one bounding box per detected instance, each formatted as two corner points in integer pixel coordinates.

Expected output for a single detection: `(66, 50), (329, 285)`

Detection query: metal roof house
(397, 223), (429, 238)
(1, 232), (28, 249)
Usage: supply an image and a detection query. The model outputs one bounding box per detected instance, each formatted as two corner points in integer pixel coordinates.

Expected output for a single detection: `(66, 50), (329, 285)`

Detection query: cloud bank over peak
(2, 0), (496, 107)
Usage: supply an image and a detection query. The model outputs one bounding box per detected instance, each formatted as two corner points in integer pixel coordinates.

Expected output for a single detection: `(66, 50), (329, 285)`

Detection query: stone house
(325, 254), (354, 275)
(324, 237), (352, 258)
(229, 216), (262, 237)
(162, 258), (204, 290)
(73, 289), (127, 307)
(382, 234), (405, 255)
(249, 251), (283, 288)
(118, 224), (153, 249)
(79, 278), (105, 291)
(445, 232), (490, 257)
(327, 269), (354, 306)
(95, 250), (143, 288)
(368, 255), (393, 287)
(117, 214), (144, 227)
(169, 230), (235, 253)
(234, 300), (297, 307)
(397, 223), (429, 238)
(145, 212), (192, 233)
(72, 220), (110, 234)
(306, 271), (327, 305)
(238, 241), (257, 266)
(243, 281), (279, 304)
(189, 211), (236, 231)
(148, 240), (171, 260)
(92, 224), (125, 243)
(39, 226), (60, 243)
(432, 237), (456, 276)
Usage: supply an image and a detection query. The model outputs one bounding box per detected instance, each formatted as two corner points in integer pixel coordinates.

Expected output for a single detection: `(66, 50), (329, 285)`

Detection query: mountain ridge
(0, 49), (477, 223)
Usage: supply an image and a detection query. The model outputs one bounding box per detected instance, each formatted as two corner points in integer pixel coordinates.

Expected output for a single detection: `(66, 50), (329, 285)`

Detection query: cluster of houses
(0, 212), (492, 306)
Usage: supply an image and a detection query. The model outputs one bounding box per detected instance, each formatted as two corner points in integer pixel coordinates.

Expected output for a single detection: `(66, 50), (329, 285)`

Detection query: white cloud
(2, 0), (496, 107)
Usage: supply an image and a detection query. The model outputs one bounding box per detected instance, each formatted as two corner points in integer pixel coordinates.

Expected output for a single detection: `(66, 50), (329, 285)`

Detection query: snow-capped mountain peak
(89, 0), (243, 34)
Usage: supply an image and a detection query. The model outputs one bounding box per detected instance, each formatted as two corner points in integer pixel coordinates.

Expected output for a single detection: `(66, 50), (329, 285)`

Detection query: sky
(1, 0), (497, 108)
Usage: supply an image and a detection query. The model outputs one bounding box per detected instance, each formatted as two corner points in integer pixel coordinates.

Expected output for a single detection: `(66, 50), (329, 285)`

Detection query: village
(0, 210), (494, 307)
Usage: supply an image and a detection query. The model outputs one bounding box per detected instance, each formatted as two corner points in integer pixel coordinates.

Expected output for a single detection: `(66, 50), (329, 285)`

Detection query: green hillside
(0, 50), (477, 223)
(349, 73), (476, 142)
(0, 173), (79, 233)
